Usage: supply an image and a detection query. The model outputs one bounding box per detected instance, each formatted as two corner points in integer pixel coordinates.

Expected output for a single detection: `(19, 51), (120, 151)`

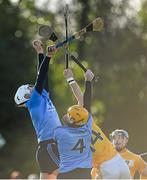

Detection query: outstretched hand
(63, 68), (74, 79)
(32, 40), (44, 54)
(84, 69), (94, 81)
(47, 45), (57, 57)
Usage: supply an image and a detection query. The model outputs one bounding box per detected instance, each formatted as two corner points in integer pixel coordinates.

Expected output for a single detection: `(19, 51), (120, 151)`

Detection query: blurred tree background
(0, 0), (147, 178)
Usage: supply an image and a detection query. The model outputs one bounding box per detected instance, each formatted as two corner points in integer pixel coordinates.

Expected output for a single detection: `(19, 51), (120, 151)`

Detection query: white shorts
(100, 154), (131, 179)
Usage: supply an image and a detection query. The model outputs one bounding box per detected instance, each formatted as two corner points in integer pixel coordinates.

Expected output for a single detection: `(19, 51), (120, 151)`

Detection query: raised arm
(35, 45), (57, 95)
(83, 69), (94, 113)
(32, 40), (49, 92)
(64, 68), (94, 110)
(64, 68), (83, 106)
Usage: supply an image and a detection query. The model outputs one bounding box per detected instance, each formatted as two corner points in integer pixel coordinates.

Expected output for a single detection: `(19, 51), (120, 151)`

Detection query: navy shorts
(36, 140), (60, 174)
(57, 168), (92, 179)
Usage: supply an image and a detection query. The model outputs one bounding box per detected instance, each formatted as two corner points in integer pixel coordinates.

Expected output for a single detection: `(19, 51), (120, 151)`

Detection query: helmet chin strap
(16, 100), (28, 107)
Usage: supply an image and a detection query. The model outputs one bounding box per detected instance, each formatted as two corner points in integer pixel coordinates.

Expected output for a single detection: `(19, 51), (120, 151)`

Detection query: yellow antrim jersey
(119, 149), (146, 178)
(91, 121), (117, 167)
(140, 163), (147, 179)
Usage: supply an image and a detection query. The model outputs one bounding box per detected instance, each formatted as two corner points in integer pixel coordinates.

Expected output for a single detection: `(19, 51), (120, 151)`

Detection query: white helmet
(14, 84), (33, 106)
(109, 129), (129, 140)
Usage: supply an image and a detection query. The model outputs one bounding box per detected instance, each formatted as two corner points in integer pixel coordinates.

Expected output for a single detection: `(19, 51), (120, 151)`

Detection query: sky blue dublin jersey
(26, 88), (61, 142)
(53, 115), (93, 173)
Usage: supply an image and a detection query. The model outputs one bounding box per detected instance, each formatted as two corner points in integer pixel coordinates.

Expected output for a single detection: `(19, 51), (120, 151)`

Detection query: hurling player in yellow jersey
(91, 122), (130, 179)
(110, 129), (147, 179)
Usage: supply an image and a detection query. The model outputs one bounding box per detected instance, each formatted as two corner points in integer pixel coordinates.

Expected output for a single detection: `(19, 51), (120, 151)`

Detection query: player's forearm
(83, 81), (92, 112)
(68, 80), (83, 106)
(37, 53), (49, 92)
(35, 56), (51, 94)
(38, 53), (44, 69)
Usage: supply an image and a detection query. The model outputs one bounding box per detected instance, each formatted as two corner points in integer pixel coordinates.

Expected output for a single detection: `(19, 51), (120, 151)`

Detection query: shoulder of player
(32, 88), (48, 97)
(27, 88), (48, 106)
(54, 126), (63, 131)
(29, 88), (42, 101)
(127, 149), (142, 160)
(53, 126), (64, 138)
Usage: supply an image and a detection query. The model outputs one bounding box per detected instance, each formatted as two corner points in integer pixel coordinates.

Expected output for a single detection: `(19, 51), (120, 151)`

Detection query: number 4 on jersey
(71, 138), (86, 153)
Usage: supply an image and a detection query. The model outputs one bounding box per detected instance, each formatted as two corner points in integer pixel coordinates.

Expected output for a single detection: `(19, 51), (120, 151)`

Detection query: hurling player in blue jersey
(14, 40), (61, 179)
(54, 68), (94, 179)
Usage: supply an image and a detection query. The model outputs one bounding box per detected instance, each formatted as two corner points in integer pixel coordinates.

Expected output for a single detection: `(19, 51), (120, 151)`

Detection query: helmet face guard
(110, 129), (129, 141)
(67, 105), (89, 126)
(14, 84), (33, 106)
